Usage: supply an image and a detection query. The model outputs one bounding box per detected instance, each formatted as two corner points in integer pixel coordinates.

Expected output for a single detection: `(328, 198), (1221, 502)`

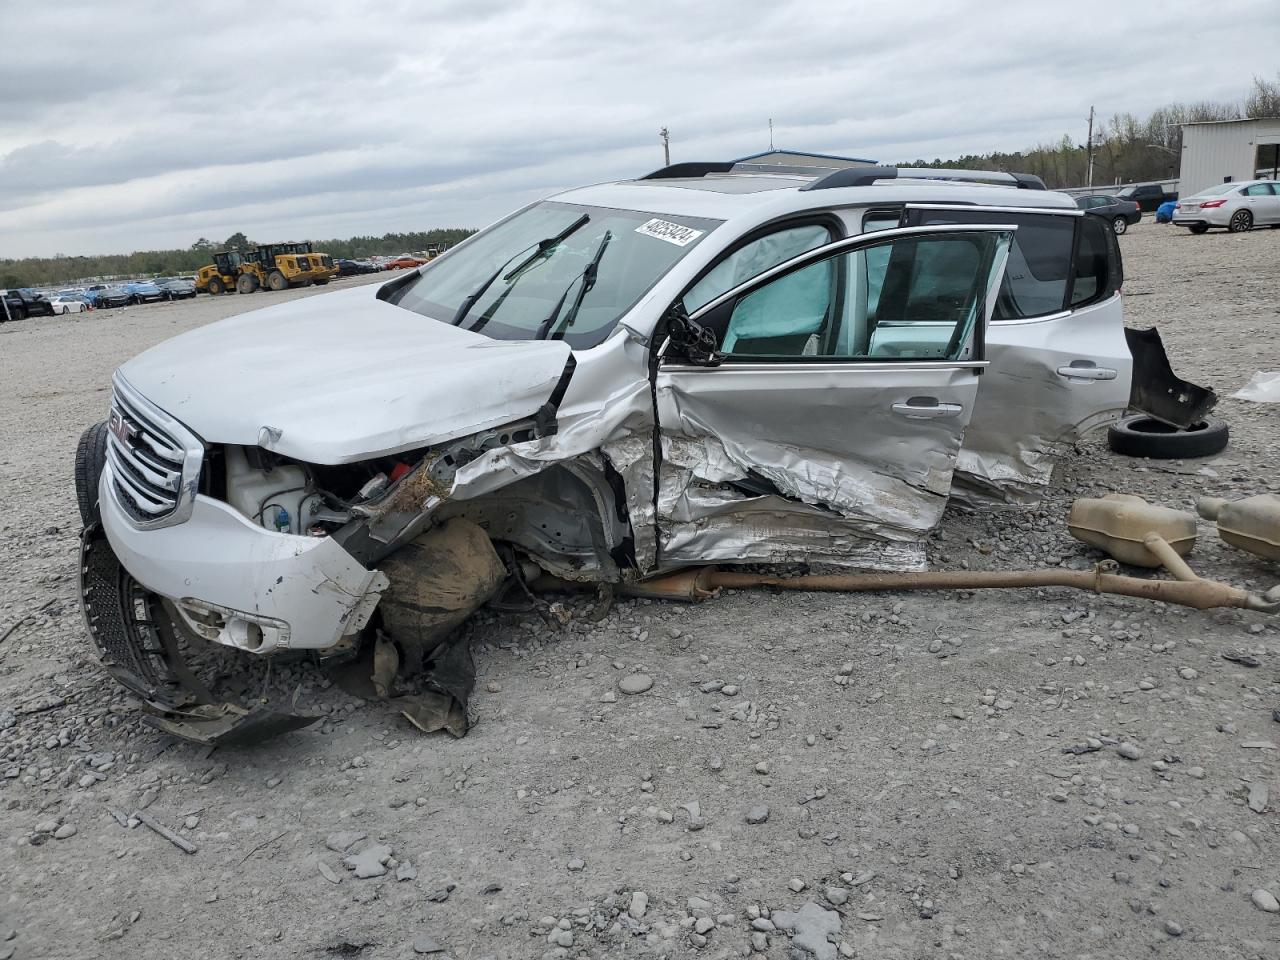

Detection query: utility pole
(769, 118), (774, 150)
(660, 127), (670, 166)
(1085, 105), (1095, 189)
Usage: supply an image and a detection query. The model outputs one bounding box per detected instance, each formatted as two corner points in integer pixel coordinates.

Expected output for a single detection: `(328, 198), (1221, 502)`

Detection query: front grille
(106, 374), (202, 527)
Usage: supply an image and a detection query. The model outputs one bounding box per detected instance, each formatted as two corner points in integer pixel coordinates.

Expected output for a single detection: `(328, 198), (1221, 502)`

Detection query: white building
(1180, 118), (1280, 196)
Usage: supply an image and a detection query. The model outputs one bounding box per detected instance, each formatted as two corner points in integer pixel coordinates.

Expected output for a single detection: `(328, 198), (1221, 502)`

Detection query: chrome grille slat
(106, 374), (203, 526)
(107, 432), (180, 492)
(107, 446), (174, 514)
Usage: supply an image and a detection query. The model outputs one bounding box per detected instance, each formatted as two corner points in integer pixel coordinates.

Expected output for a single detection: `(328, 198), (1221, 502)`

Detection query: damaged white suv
(76, 159), (1212, 742)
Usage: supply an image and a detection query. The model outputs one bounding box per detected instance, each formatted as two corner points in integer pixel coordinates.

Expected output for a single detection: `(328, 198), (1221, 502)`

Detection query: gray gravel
(2, 227), (1279, 958)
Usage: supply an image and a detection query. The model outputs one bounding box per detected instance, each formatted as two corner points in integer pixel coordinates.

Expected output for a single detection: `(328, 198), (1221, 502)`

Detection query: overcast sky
(2, 0), (1276, 259)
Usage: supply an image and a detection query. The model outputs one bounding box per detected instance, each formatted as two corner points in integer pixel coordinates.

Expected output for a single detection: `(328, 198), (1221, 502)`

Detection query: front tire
(207, 277), (225, 295)
(236, 273), (259, 294)
(1112, 216), (1127, 235)
(75, 421), (110, 526)
(1187, 224), (1209, 234)
(267, 270), (288, 292)
(1228, 210), (1253, 233)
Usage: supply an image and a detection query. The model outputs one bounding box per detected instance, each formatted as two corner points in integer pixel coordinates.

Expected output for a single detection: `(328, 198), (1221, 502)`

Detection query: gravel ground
(1, 225), (1279, 960)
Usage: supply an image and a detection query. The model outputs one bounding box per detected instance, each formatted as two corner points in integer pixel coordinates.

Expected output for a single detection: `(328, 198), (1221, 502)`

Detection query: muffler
(1198, 494), (1280, 562)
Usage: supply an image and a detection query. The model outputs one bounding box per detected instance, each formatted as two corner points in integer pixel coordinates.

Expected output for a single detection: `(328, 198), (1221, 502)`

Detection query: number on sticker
(635, 218), (704, 247)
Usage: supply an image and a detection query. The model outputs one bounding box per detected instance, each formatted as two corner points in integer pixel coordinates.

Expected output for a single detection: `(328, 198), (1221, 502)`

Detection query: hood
(119, 283), (573, 464)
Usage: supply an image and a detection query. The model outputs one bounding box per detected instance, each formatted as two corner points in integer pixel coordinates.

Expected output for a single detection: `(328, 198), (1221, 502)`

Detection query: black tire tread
(1107, 415), (1228, 460)
(76, 421), (110, 526)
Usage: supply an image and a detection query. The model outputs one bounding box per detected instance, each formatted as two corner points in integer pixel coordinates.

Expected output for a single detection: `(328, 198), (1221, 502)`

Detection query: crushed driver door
(902, 204), (1130, 503)
(654, 224), (1014, 571)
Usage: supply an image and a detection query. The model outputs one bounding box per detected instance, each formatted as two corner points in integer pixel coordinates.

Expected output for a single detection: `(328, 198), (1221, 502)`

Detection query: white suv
(76, 159), (1210, 738)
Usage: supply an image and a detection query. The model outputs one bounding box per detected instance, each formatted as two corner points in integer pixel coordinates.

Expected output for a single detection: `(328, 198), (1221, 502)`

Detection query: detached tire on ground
(1107, 415), (1229, 459)
(76, 420), (110, 525)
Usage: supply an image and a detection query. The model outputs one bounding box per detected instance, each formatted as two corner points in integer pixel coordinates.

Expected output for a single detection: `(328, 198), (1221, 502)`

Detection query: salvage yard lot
(1, 223), (1279, 959)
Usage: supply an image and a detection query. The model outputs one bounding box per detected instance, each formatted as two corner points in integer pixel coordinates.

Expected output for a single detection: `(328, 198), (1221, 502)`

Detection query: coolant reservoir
(1197, 494), (1280, 562)
(1067, 494), (1197, 567)
(225, 445), (310, 533)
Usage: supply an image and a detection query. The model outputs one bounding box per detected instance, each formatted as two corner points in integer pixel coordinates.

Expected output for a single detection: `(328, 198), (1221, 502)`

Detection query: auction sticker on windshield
(635, 218), (704, 247)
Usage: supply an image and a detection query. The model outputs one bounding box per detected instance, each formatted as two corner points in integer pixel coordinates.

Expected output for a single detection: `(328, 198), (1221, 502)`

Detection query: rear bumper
(99, 466), (387, 653)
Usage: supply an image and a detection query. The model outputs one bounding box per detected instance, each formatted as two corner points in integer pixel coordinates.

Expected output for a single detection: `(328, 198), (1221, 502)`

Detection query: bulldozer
(196, 242), (339, 295)
(234, 242), (339, 294)
(195, 251), (244, 295)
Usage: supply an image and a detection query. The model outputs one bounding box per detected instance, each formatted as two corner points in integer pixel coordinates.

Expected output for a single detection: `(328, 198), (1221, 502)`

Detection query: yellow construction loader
(196, 242), (339, 295)
(194, 251), (244, 295)
(234, 242), (339, 293)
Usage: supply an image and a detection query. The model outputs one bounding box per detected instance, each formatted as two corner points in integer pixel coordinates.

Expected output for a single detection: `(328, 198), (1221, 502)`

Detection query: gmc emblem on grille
(108, 409), (136, 446)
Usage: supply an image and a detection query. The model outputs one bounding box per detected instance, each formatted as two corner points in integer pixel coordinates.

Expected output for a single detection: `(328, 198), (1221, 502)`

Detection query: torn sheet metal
(956, 303), (1132, 502)
(652, 364), (969, 567)
(655, 434), (927, 569)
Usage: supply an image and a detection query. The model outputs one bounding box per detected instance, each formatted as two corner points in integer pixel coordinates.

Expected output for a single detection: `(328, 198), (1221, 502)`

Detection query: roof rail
(639, 161), (737, 180)
(802, 166), (1047, 191)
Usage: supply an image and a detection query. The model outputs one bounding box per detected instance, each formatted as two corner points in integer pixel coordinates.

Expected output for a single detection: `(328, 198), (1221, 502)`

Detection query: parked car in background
(1173, 179), (1280, 233)
(155, 277), (198, 300)
(1075, 194), (1142, 234)
(1115, 183), (1178, 212)
(1, 288), (57, 321)
(123, 280), (165, 304)
(384, 255), (428, 270)
(336, 258), (380, 276)
(95, 285), (132, 308)
(50, 295), (90, 315)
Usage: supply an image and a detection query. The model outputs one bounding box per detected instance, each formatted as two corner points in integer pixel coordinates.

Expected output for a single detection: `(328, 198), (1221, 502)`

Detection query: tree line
(1, 228), (476, 289)
(900, 74), (1280, 189)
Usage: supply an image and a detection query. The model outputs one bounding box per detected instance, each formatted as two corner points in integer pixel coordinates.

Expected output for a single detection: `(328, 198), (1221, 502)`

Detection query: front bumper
(99, 465), (388, 654)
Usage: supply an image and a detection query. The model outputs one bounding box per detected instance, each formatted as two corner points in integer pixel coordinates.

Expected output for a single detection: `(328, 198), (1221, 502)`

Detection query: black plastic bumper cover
(1126, 326), (1217, 429)
(79, 522), (320, 745)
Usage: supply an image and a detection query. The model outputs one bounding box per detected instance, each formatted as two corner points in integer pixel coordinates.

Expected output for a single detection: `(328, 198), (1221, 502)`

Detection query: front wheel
(267, 270), (288, 292)
(1112, 216), (1127, 235)
(236, 273), (259, 294)
(1187, 224), (1210, 234)
(207, 277), (225, 295)
(75, 421), (110, 525)
(1228, 210), (1253, 233)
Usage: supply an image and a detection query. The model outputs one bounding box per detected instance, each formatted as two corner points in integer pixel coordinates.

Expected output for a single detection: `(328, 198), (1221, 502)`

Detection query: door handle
(1057, 362), (1118, 381)
(891, 399), (965, 419)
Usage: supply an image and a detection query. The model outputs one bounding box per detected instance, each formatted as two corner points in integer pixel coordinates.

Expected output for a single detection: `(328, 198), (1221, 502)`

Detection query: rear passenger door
(902, 204), (1128, 502)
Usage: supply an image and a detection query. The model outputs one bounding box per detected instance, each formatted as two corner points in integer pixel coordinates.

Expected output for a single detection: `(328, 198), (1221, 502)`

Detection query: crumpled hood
(119, 283), (573, 464)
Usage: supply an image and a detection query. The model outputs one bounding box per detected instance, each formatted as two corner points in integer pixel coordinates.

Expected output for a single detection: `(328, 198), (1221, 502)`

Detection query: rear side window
(905, 209), (1075, 319)
(904, 208), (1121, 319)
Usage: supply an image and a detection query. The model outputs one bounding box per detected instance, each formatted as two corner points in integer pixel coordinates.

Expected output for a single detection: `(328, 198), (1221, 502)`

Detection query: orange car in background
(384, 255), (429, 270)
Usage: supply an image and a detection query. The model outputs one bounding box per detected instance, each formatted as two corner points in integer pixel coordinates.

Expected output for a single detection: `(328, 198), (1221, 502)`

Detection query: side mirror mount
(663, 302), (724, 367)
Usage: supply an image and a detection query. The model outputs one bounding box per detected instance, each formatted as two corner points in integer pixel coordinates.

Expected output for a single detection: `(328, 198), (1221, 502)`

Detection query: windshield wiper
(535, 230), (613, 341)
(449, 213), (590, 328)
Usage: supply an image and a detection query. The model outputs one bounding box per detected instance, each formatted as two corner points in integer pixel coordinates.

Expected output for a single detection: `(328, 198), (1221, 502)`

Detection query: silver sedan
(1173, 179), (1280, 233)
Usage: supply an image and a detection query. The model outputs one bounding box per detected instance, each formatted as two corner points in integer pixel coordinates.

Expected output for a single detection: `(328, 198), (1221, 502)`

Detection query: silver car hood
(119, 284), (573, 464)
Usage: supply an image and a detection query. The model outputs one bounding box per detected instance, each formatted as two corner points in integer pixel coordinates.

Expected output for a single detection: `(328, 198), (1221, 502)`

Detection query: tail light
(1200, 199), (1227, 209)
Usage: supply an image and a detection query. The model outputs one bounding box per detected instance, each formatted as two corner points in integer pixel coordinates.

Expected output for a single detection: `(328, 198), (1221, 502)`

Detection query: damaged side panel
(653, 363), (980, 569)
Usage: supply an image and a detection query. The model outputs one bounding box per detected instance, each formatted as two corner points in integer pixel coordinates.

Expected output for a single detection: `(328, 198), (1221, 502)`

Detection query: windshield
(391, 201), (720, 349)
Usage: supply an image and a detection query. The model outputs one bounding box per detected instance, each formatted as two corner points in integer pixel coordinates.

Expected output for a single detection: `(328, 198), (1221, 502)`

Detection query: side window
(716, 232), (1008, 361)
(861, 209), (902, 232)
(906, 209), (1075, 319)
(683, 223), (832, 313)
(1244, 183), (1271, 196)
(1069, 214), (1109, 307)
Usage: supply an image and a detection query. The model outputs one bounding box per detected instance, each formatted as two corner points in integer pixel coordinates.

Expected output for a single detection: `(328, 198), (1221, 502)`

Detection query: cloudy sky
(2, 0), (1275, 259)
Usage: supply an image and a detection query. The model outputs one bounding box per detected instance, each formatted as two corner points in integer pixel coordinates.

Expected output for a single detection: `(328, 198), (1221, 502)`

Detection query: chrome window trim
(662, 360), (990, 373)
